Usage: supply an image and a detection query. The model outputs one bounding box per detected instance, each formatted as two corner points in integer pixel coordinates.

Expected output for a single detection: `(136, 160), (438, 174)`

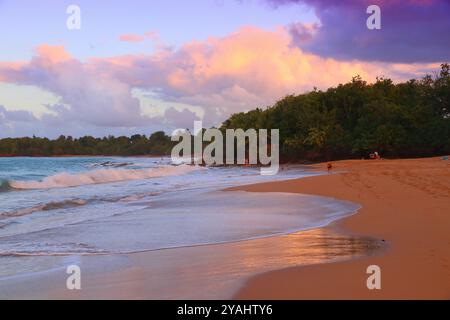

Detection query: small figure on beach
(327, 162), (333, 173)
(369, 151), (381, 160)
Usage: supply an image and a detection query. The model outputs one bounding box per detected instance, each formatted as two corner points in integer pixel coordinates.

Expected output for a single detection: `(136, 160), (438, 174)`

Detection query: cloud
(35, 44), (72, 63)
(119, 34), (146, 43)
(119, 31), (162, 44)
(163, 107), (201, 130)
(0, 44), (153, 127)
(96, 26), (390, 115)
(268, 0), (450, 63)
(0, 105), (41, 138)
(0, 105), (37, 123)
(0, 27), (440, 137)
(99, 26), (437, 113)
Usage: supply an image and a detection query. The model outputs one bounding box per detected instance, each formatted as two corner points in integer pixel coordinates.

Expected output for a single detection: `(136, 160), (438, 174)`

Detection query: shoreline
(1, 157), (448, 299)
(0, 225), (380, 300)
(232, 157), (450, 299)
(0, 174), (380, 299)
(0, 154), (169, 158)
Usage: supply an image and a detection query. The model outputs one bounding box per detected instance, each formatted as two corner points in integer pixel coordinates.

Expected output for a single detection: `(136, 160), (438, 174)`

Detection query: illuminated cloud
(0, 27), (440, 137)
(0, 45), (152, 128)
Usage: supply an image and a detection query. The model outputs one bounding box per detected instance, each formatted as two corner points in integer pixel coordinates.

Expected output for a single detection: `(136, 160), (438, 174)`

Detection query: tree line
(1, 64), (449, 160)
(221, 64), (450, 161)
(0, 131), (174, 156)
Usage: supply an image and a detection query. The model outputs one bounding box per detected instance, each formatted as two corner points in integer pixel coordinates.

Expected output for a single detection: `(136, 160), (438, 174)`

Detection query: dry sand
(232, 157), (450, 299)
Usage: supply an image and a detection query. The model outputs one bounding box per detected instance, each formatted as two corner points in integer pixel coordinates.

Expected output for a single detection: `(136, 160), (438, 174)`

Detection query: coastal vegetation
(1, 64), (449, 161)
(0, 131), (174, 157)
(222, 64), (450, 161)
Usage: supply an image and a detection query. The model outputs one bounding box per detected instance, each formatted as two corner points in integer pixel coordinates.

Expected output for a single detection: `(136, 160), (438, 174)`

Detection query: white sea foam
(9, 165), (196, 190)
(0, 199), (89, 219)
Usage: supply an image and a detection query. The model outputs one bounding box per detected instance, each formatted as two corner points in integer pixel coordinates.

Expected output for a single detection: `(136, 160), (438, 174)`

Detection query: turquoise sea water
(0, 157), (359, 279)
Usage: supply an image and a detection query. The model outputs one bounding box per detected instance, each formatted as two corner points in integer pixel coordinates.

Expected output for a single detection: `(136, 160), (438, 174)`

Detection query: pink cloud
(97, 26), (418, 116)
(35, 45), (72, 63)
(0, 44), (150, 127)
(119, 34), (145, 43)
(119, 31), (161, 44)
(0, 28), (439, 130)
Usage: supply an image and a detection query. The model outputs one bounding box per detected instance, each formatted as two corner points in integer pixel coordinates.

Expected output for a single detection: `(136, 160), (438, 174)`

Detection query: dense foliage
(222, 64), (450, 161)
(1, 64), (449, 160)
(0, 131), (174, 156)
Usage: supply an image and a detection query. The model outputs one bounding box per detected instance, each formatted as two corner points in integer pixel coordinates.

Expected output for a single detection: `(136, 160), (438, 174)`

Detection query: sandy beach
(233, 157), (450, 299)
(1, 157), (448, 300)
(0, 157), (381, 300)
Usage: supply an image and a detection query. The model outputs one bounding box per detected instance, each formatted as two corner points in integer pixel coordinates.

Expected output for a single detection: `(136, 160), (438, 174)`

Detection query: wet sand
(0, 227), (380, 299)
(1, 166), (382, 300)
(233, 157), (450, 299)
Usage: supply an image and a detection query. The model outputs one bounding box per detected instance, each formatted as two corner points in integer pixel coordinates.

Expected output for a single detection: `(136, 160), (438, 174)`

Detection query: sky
(0, 0), (449, 138)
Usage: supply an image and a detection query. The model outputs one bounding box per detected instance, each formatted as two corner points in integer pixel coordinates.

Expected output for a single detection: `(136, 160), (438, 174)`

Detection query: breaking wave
(8, 165), (196, 190)
(0, 199), (88, 219)
(0, 180), (12, 192)
(0, 242), (109, 256)
(0, 191), (162, 220)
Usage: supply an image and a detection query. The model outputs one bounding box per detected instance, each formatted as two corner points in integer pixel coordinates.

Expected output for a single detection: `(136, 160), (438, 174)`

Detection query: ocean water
(0, 157), (359, 279)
